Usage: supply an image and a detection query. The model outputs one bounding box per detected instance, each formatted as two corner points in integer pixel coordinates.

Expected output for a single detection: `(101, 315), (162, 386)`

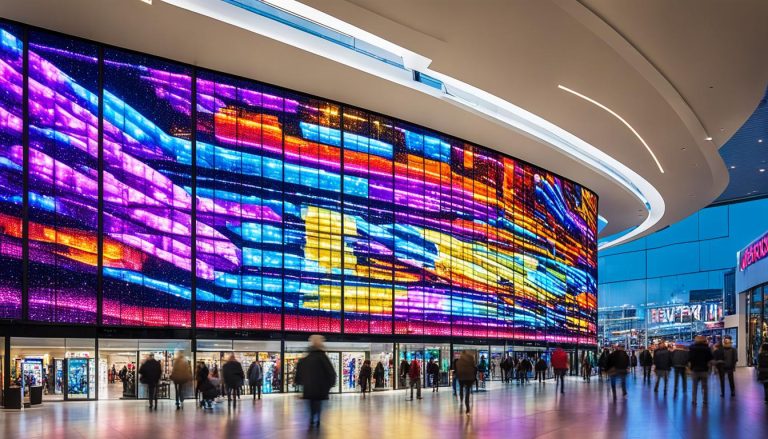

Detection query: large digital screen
(0, 22), (23, 319)
(0, 21), (597, 344)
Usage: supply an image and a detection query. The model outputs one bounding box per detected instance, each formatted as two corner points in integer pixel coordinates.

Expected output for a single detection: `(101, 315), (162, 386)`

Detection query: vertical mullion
(20, 26), (29, 322)
(191, 68), (197, 333)
(96, 45), (104, 327)
(339, 107), (345, 335)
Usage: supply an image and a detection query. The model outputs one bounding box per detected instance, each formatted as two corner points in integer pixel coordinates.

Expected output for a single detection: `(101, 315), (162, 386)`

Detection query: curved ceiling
(1, 0), (766, 245)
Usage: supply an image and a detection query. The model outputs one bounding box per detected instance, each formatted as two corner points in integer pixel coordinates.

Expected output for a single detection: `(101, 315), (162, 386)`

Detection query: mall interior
(0, 0), (767, 436)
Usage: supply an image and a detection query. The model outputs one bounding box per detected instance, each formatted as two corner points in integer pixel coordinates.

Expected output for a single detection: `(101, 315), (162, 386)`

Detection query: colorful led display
(26, 32), (99, 323)
(0, 21), (597, 344)
(0, 22), (23, 319)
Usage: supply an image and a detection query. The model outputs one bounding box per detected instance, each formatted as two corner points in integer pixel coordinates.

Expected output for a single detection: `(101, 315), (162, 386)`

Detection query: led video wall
(0, 22), (597, 344)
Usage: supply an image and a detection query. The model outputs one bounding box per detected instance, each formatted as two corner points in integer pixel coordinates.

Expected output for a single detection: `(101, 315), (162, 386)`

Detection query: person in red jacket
(408, 358), (422, 400)
(551, 348), (569, 394)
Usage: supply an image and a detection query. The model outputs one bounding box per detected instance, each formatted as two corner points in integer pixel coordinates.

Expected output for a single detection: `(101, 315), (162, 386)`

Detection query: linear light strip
(558, 84), (664, 174)
(159, 0), (666, 249)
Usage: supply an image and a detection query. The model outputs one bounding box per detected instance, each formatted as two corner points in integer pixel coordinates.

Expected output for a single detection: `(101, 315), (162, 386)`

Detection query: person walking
(671, 344), (689, 396)
(598, 348), (610, 381)
(501, 355), (512, 383)
(713, 338), (738, 398)
(689, 335), (713, 406)
(534, 356), (547, 384)
(455, 351), (477, 415)
(639, 347), (653, 384)
(606, 344), (630, 401)
(757, 342), (768, 404)
(195, 361), (210, 406)
(653, 342), (672, 395)
(477, 356), (488, 389)
(138, 353), (162, 410)
(399, 358), (410, 389)
(247, 359), (263, 400)
(450, 357), (458, 395)
(295, 335), (337, 429)
(169, 351), (193, 410)
(427, 358), (440, 392)
(581, 353), (593, 382)
(373, 361), (385, 389)
(359, 359), (372, 398)
(551, 347), (569, 394)
(222, 354), (245, 408)
(629, 350), (638, 376)
(408, 357), (422, 400)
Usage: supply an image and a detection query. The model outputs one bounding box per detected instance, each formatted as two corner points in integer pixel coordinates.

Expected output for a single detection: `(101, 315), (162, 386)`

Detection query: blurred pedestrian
(455, 351), (477, 415)
(169, 351), (193, 410)
(551, 347), (569, 394)
(606, 345), (630, 401)
(359, 359), (372, 398)
(713, 338), (738, 398)
(138, 353), (162, 410)
(222, 354), (244, 408)
(247, 359), (263, 400)
(689, 335), (713, 406)
(295, 335), (337, 429)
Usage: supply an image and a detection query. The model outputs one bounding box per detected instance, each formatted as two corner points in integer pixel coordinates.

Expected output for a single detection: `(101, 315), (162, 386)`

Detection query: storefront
(196, 340), (282, 395)
(736, 229), (768, 366)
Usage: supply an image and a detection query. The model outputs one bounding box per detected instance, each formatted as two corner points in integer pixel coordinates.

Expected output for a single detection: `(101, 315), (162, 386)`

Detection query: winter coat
(196, 363), (209, 384)
(535, 359), (548, 371)
(427, 362), (440, 375)
(551, 349), (569, 370)
(688, 342), (713, 372)
(295, 349), (337, 400)
(222, 359), (245, 388)
(169, 358), (193, 384)
(408, 360), (421, 381)
(247, 361), (263, 385)
(399, 360), (410, 377)
(652, 348), (672, 371)
(359, 364), (372, 384)
(713, 347), (738, 371)
(138, 359), (162, 385)
(606, 350), (630, 372)
(757, 351), (768, 383)
(671, 349), (689, 368)
(598, 351), (609, 369)
(455, 353), (477, 383)
(630, 354), (638, 367)
(639, 350), (653, 367)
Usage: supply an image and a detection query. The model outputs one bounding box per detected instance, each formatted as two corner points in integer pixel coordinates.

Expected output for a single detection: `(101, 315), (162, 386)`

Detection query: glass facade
(598, 197), (768, 348)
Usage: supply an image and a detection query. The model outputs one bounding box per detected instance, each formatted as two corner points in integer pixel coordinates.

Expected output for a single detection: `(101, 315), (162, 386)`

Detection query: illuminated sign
(739, 231), (768, 271)
(649, 303), (722, 325)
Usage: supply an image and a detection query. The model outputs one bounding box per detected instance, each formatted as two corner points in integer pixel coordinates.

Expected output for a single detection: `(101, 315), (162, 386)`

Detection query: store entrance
(10, 337), (96, 402)
(196, 340), (282, 396)
(98, 339), (191, 401)
(396, 343), (449, 389)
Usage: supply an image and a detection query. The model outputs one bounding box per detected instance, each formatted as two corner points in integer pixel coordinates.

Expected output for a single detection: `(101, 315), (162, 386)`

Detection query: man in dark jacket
(713, 338), (738, 397)
(247, 360), (263, 400)
(639, 347), (653, 384)
(534, 356), (548, 384)
(399, 358), (410, 388)
(598, 348), (610, 381)
(606, 345), (630, 401)
(138, 353), (162, 410)
(295, 335), (336, 429)
(222, 354), (245, 408)
(653, 342), (672, 394)
(689, 335), (713, 405)
(427, 359), (440, 392)
(671, 344), (689, 396)
(455, 351), (477, 414)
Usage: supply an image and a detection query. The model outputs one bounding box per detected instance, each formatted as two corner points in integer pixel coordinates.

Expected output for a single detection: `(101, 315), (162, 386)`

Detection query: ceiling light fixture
(761, 169), (766, 173)
(160, 0), (666, 250)
(558, 85), (664, 174)
(730, 165), (736, 169)
(759, 139), (764, 143)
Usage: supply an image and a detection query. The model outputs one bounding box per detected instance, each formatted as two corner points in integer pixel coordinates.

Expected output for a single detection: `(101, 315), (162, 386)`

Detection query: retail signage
(649, 303), (722, 325)
(739, 231), (768, 271)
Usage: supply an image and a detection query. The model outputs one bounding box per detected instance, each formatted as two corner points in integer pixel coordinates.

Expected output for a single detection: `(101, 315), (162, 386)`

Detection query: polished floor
(2, 368), (766, 439)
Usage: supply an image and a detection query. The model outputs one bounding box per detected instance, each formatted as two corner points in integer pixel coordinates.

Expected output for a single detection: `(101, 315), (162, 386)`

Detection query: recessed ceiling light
(705, 136), (713, 141)
(759, 139), (764, 143)
(730, 165), (736, 169)
(760, 169), (766, 173)
(140, 0), (152, 4)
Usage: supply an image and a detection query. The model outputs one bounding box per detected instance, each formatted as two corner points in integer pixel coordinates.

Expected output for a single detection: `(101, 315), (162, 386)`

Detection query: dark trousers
(452, 375), (458, 394)
(654, 370), (669, 393)
(174, 383), (184, 406)
(642, 366), (652, 382)
(673, 367), (687, 394)
(249, 382), (262, 399)
(535, 370), (545, 383)
(763, 382), (768, 402)
(147, 383), (159, 408)
(459, 381), (473, 412)
(431, 373), (439, 391)
(718, 369), (735, 396)
(554, 369), (566, 393)
(308, 399), (322, 426)
(691, 371), (708, 404)
(226, 386), (240, 407)
(409, 377), (421, 399)
(610, 371), (627, 398)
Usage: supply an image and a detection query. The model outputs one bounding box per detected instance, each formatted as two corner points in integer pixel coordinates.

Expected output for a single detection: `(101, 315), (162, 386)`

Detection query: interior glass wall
(196, 340), (281, 395)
